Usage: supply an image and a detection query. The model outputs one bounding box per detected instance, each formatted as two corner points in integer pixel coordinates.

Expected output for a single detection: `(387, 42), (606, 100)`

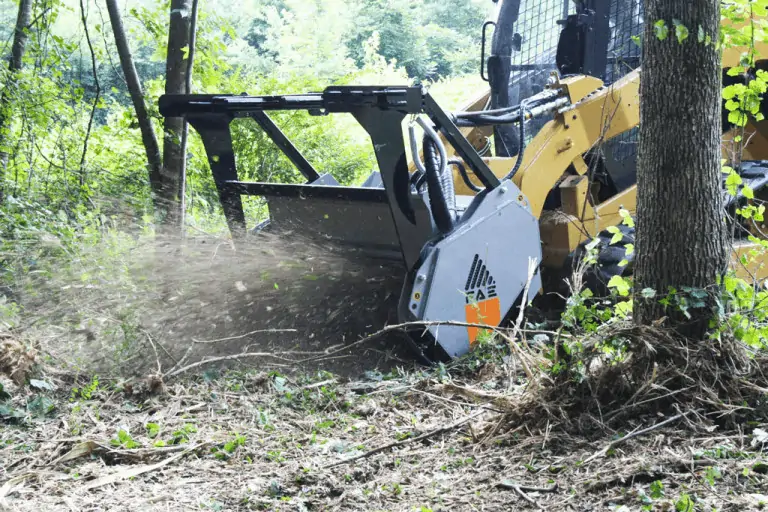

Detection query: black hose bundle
(423, 135), (454, 234)
(504, 99), (530, 181)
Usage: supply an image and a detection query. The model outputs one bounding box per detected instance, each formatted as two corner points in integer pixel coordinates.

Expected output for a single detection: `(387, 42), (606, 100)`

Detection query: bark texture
(105, 0), (163, 200)
(0, 0), (34, 200)
(634, 0), (727, 336)
(160, 0), (193, 230)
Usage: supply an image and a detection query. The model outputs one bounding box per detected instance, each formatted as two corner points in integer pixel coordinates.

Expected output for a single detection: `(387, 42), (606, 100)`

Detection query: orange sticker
(465, 297), (501, 346)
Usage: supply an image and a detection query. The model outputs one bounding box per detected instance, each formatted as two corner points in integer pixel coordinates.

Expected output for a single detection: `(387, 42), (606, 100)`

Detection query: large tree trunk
(0, 0), (34, 201)
(634, 0), (727, 337)
(105, 0), (164, 203)
(160, 0), (193, 231)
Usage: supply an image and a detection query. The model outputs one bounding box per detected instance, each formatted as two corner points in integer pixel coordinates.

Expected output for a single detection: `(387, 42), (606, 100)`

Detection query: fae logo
(464, 254), (501, 345)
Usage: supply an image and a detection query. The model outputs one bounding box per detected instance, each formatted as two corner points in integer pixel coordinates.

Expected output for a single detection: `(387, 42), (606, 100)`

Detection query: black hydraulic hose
(448, 158), (482, 193)
(423, 135), (454, 234)
(504, 100), (529, 181)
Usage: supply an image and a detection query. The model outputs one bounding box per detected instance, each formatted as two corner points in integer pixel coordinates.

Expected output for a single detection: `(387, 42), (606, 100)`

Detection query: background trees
(0, 0), (492, 234)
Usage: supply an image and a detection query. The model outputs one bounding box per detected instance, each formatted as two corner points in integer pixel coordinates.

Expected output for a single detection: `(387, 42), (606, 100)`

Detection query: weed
(110, 429), (140, 449)
(145, 422), (160, 439)
(266, 450), (286, 463)
(70, 375), (100, 401)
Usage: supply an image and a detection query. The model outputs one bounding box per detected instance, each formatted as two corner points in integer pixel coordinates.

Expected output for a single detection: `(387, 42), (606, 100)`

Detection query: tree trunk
(0, 0), (34, 201)
(105, 0), (164, 203)
(634, 0), (727, 337)
(160, 0), (193, 231)
(177, 0), (199, 233)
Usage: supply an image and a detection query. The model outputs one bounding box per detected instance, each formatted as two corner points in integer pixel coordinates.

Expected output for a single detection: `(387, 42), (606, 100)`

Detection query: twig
(145, 331), (162, 374)
(165, 352), (298, 378)
(498, 481), (558, 493)
(193, 328), (298, 344)
(78, 0), (100, 184)
(512, 484), (539, 507)
(583, 412), (689, 464)
(297, 320), (533, 366)
(507, 257), (538, 385)
(411, 388), (507, 413)
(324, 409), (487, 469)
(498, 480), (557, 508)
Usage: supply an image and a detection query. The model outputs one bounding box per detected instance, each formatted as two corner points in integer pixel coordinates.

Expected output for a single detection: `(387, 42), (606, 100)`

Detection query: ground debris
(0, 335), (37, 386)
(2, 365), (766, 512)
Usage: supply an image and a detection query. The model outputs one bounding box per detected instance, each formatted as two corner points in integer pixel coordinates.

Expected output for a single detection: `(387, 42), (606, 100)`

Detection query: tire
(565, 223), (636, 296)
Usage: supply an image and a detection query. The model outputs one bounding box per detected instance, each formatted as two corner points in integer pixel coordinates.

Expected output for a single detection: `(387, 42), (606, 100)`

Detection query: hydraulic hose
(408, 116), (456, 233)
(408, 123), (426, 192)
(504, 99), (530, 181)
(423, 136), (454, 234)
(417, 117), (456, 217)
(449, 158), (482, 193)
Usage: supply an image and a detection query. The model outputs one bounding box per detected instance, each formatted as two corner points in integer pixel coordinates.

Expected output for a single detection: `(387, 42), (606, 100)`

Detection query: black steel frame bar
(247, 111), (320, 183)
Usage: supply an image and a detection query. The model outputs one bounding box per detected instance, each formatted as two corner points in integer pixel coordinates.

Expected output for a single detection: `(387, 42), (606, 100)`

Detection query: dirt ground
(2, 354), (768, 512)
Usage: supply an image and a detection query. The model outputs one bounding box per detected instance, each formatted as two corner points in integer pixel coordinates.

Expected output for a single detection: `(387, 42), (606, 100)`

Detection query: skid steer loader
(159, 0), (768, 363)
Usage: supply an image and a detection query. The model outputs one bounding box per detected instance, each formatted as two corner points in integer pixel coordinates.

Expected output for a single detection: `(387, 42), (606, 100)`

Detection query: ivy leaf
(608, 275), (631, 297)
(729, 110), (748, 127)
(673, 20), (689, 43)
(742, 185), (755, 199)
(725, 169), (743, 196)
(640, 288), (657, 299)
(625, 244), (635, 256)
(698, 25), (705, 43)
(618, 259), (629, 267)
(619, 208), (635, 227)
(654, 20), (669, 41)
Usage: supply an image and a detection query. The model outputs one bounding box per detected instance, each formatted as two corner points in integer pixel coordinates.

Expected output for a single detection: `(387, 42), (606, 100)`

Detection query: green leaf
(650, 480), (665, 499)
(618, 259), (629, 267)
(608, 275), (631, 297)
(698, 25), (705, 43)
(675, 494), (694, 512)
(654, 20), (669, 40)
(610, 232), (623, 245)
(27, 396), (56, 417)
(625, 244), (635, 256)
(146, 423), (160, 439)
(726, 169), (743, 195)
(673, 20), (689, 43)
(743, 185), (755, 199)
(641, 288), (657, 299)
(729, 110), (748, 127)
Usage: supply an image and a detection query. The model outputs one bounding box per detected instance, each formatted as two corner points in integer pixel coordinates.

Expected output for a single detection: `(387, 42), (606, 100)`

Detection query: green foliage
(675, 494), (695, 512)
(71, 375), (100, 401)
(723, 70), (768, 128)
(654, 20), (669, 41)
(110, 429), (140, 449)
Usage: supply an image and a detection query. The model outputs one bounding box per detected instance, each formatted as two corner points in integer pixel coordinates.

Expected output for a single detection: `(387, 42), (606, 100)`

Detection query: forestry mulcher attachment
(159, 0), (768, 363)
